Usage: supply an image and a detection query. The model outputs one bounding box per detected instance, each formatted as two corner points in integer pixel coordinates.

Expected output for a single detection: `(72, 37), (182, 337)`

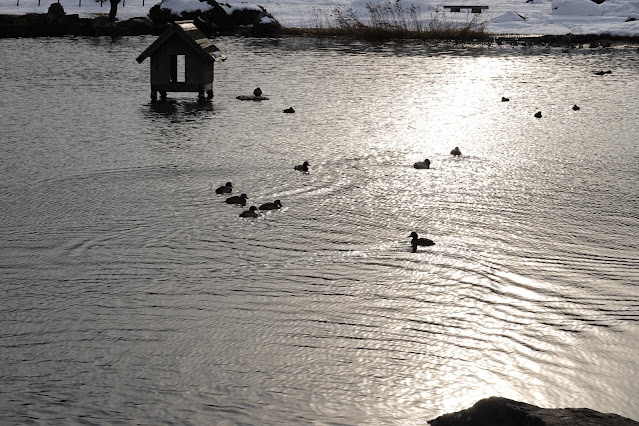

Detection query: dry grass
(282, 2), (487, 41)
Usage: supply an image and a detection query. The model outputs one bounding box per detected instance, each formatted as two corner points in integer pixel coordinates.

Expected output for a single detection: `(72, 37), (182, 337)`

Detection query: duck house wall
(149, 35), (214, 93)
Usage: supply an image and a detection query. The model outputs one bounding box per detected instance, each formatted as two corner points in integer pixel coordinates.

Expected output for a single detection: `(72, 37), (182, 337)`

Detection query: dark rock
(117, 17), (155, 35)
(148, 0), (280, 36)
(428, 397), (639, 426)
(47, 2), (65, 21)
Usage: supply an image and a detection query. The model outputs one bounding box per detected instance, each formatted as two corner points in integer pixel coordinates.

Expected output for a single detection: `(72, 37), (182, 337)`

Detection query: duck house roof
(136, 20), (226, 64)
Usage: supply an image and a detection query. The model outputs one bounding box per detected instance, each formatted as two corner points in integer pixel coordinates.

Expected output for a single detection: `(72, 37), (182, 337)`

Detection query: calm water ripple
(1, 36), (638, 424)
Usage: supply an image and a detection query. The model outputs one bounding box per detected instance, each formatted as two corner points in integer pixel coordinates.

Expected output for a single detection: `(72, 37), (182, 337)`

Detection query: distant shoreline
(2, 10), (639, 48)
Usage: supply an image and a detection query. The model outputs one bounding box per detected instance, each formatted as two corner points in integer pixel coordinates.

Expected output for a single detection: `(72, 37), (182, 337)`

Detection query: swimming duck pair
(239, 200), (282, 218)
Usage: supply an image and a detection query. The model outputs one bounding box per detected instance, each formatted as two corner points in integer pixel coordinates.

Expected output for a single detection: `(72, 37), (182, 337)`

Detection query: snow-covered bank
(1, 0), (638, 36)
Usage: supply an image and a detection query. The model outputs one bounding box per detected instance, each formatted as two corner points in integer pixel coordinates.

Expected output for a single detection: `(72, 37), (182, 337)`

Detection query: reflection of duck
(534, 111), (542, 118)
(253, 87), (262, 97)
(215, 182), (233, 194)
(239, 206), (259, 218)
(572, 104), (580, 111)
(414, 158), (431, 169)
(283, 107), (295, 113)
(294, 161), (310, 172)
(450, 147), (462, 156)
(409, 232), (435, 253)
(226, 193), (248, 206)
(259, 200), (282, 210)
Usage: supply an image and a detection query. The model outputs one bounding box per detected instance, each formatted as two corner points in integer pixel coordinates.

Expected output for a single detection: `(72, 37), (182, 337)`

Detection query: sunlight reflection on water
(0, 36), (638, 424)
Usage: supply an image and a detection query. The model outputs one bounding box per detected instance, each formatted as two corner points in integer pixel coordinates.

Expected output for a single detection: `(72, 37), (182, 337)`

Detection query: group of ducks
(215, 181), (283, 218)
(500, 95), (582, 118)
(409, 90), (589, 251)
(409, 147), (464, 252)
(215, 161), (310, 218)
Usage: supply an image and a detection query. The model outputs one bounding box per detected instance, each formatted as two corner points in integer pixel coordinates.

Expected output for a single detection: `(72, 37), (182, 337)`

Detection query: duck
(225, 193), (248, 206)
(294, 161), (310, 172)
(501, 96), (510, 102)
(283, 107), (295, 113)
(572, 104), (580, 111)
(413, 158), (431, 169)
(259, 200), (282, 210)
(215, 182), (233, 194)
(534, 111), (542, 118)
(253, 87), (262, 97)
(409, 231), (435, 253)
(450, 147), (462, 157)
(239, 206), (259, 218)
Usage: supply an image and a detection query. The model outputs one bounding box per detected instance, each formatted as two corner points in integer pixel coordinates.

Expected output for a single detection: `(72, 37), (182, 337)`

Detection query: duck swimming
(294, 161), (310, 172)
(534, 111), (542, 118)
(501, 96), (510, 102)
(259, 200), (282, 210)
(239, 206), (259, 218)
(283, 107), (295, 113)
(450, 147), (462, 157)
(215, 182), (233, 194)
(414, 158), (431, 169)
(225, 193), (248, 206)
(572, 104), (580, 111)
(409, 232), (435, 253)
(253, 87), (262, 97)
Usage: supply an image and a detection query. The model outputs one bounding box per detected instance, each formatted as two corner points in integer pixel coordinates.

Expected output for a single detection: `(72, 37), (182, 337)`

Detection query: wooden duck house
(136, 20), (226, 102)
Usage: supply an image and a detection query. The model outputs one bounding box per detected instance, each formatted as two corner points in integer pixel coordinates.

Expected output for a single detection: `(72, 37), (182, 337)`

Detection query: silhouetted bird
(294, 161), (310, 172)
(414, 159), (431, 169)
(572, 104), (580, 111)
(253, 87), (262, 97)
(534, 111), (542, 118)
(593, 70), (612, 75)
(239, 206), (259, 218)
(215, 182), (233, 194)
(409, 232), (435, 253)
(283, 107), (295, 113)
(501, 96), (510, 102)
(450, 147), (462, 156)
(226, 193), (248, 206)
(259, 200), (282, 210)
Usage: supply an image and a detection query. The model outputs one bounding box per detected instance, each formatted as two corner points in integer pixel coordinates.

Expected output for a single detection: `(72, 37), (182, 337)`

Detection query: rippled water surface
(1, 36), (638, 424)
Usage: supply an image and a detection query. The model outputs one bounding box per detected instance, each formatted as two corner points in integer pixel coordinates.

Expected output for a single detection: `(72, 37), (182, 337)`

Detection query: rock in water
(428, 397), (639, 426)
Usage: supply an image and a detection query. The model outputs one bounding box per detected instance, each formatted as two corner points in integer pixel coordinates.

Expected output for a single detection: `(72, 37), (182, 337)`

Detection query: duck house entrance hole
(170, 54), (186, 83)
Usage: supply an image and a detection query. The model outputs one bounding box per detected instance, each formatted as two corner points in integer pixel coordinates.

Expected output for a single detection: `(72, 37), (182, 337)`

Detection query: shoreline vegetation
(1, 0), (639, 46)
(280, 3), (487, 42)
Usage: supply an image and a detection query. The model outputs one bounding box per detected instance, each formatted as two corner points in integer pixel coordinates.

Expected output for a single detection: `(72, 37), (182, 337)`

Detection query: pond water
(0, 36), (638, 424)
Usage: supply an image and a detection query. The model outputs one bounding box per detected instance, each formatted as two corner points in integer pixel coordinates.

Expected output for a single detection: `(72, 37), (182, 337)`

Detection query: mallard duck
(534, 111), (542, 118)
(283, 107), (295, 113)
(215, 182), (233, 194)
(239, 206), (259, 218)
(259, 200), (282, 210)
(409, 232), (435, 253)
(572, 104), (580, 111)
(450, 147), (462, 156)
(225, 193), (248, 206)
(414, 159), (431, 169)
(294, 161), (309, 172)
(501, 96), (510, 102)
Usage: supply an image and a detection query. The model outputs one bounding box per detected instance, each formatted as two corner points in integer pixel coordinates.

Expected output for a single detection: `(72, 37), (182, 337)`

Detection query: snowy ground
(1, 0), (638, 36)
